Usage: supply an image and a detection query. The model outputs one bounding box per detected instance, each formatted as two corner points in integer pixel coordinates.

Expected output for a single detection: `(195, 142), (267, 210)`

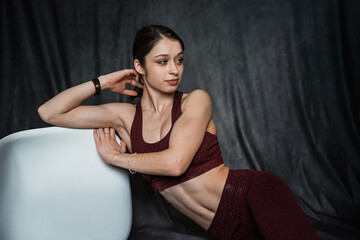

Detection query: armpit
(207, 119), (217, 135)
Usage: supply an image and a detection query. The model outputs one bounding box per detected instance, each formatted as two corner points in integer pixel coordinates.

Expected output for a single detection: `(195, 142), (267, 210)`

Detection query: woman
(38, 25), (319, 240)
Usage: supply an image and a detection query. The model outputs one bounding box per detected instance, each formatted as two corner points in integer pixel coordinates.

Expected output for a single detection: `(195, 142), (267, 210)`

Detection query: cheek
(154, 64), (168, 74)
(178, 65), (184, 75)
(145, 65), (163, 80)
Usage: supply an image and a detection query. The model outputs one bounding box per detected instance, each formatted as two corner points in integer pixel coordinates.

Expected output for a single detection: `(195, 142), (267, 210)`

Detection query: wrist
(127, 153), (137, 174)
(98, 75), (110, 90)
(91, 78), (101, 95)
(109, 152), (121, 165)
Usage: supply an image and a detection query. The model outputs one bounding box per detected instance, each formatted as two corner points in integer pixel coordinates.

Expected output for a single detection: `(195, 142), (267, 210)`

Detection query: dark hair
(132, 25), (185, 66)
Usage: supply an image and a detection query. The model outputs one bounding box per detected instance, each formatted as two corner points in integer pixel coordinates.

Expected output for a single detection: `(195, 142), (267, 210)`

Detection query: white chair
(0, 127), (132, 240)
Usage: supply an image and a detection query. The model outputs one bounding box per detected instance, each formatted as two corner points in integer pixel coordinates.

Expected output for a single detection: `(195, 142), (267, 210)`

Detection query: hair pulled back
(132, 25), (185, 66)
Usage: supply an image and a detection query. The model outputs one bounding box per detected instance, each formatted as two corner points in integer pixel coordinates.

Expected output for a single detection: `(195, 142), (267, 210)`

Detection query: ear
(134, 59), (145, 75)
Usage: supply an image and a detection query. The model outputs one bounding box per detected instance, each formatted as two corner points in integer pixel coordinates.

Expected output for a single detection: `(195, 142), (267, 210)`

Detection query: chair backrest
(0, 127), (132, 240)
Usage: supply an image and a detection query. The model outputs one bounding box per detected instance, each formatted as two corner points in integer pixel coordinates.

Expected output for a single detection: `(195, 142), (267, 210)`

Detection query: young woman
(38, 25), (319, 240)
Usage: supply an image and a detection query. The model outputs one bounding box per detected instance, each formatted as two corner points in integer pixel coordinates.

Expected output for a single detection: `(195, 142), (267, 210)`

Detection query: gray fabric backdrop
(1, 0), (359, 239)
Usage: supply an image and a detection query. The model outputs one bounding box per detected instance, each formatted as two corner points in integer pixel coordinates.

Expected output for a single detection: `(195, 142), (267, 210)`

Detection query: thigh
(246, 171), (319, 240)
(207, 169), (264, 240)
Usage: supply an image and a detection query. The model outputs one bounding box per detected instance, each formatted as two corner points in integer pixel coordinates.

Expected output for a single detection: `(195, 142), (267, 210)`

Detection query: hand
(93, 127), (127, 164)
(99, 69), (144, 96)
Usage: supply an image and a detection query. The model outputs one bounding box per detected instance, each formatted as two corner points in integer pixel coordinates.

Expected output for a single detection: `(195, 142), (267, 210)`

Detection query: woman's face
(141, 37), (184, 93)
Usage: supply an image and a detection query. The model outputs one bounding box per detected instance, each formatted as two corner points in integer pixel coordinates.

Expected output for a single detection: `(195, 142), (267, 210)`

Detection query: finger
(130, 79), (144, 89)
(109, 69), (139, 81)
(125, 78), (142, 86)
(127, 68), (140, 77)
(110, 69), (134, 81)
(130, 71), (140, 81)
(110, 128), (115, 138)
(123, 69), (139, 79)
(104, 129), (111, 139)
(98, 128), (105, 140)
(134, 73), (140, 81)
(122, 89), (139, 96)
(120, 140), (127, 153)
(130, 71), (143, 84)
(93, 129), (100, 143)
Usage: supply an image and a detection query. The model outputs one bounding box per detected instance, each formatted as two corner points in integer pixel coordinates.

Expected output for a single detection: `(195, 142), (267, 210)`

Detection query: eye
(158, 60), (167, 65)
(176, 58), (184, 64)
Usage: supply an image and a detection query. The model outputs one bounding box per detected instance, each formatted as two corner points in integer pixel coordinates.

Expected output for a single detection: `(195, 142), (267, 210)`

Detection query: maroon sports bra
(130, 91), (224, 192)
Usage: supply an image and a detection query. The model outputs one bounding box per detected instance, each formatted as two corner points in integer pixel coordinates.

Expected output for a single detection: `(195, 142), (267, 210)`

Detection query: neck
(141, 86), (176, 114)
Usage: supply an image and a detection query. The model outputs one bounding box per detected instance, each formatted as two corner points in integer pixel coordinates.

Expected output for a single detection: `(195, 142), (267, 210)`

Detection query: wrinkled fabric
(1, 0), (359, 239)
(207, 169), (318, 240)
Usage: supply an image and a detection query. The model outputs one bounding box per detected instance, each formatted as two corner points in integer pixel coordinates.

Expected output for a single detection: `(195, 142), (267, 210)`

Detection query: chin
(163, 87), (179, 94)
(160, 83), (180, 94)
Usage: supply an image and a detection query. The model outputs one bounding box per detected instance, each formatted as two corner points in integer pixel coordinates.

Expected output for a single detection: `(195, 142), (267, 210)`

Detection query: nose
(169, 61), (179, 75)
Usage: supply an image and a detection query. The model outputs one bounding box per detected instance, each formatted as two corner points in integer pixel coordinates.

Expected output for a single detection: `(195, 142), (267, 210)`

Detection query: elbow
(169, 167), (185, 177)
(37, 105), (46, 120)
(167, 156), (189, 177)
(37, 105), (52, 123)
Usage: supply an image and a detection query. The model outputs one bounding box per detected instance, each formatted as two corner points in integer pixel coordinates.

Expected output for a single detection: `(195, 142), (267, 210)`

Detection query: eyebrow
(153, 52), (184, 58)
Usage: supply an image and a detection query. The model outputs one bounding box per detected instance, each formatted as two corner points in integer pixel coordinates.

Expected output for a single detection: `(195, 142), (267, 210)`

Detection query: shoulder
(181, 89), (212, 113)
(182, 89), (212, 104)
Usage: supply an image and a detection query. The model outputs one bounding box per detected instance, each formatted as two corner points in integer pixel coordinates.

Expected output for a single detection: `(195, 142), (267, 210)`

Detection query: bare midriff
(160, 163), (229, 231)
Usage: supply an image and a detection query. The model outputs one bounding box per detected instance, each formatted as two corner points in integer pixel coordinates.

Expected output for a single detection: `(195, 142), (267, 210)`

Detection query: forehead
(147, 38), (183, 58)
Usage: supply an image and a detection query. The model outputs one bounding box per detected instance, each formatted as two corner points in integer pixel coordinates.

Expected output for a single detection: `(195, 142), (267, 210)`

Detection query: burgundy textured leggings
(207, 169), (319, 240)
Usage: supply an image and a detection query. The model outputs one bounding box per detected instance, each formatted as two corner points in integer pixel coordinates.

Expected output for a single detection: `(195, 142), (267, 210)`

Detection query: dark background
(1, 0), (360, 239)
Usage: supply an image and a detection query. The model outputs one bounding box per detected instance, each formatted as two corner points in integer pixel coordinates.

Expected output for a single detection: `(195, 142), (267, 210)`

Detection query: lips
(166, 79), (179, 85)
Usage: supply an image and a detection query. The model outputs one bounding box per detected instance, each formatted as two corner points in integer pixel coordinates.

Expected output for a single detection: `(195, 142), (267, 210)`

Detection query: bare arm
(96, 89), (212, 176)
(38, 69), (143, 129)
